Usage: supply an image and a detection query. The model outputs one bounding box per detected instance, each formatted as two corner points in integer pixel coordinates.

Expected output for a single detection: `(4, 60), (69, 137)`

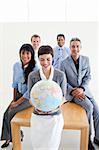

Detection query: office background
(0, 1), (98, 149)
(0, 22), (98, 149)
(0, 22), (98, 109)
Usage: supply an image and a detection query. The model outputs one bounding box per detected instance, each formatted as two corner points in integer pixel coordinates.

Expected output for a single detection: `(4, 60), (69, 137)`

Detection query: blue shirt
(12, 62), (37, 95)
(53, 46), (70, 69)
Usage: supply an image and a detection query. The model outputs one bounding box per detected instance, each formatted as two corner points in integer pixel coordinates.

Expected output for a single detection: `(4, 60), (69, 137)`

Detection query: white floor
(0, 127), (99, 150)
(0, 109), (99, 150)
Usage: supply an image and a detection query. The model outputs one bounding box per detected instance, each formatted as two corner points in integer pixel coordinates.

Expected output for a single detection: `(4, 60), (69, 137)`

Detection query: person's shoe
(88, 140), (96, 150)
(94, 138), (99, 146)
(1, 141), (10, 148)
(20, 130), (24, 142)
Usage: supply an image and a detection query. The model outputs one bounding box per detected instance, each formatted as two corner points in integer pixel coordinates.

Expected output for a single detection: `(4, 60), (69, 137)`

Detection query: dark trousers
(1, 96), (32, 141)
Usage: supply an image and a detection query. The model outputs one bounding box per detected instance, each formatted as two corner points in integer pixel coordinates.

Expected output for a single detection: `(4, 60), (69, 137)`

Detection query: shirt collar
(71, 56), (79, 64)
(58, 45), (65, 49)
(39, 66), (54, 80)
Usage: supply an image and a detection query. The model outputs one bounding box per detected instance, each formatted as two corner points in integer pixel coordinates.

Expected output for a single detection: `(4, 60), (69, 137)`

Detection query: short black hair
(57, 34), (65, 40)
(38, 45), (54, 58)
(70, 37), (81, 44)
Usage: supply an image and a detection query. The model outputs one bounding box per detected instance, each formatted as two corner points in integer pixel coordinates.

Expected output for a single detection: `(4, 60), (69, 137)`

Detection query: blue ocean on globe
(30, 80), (62, 112)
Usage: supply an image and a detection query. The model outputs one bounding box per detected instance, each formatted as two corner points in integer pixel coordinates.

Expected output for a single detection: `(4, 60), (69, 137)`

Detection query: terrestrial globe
(30, 80), (62, 112)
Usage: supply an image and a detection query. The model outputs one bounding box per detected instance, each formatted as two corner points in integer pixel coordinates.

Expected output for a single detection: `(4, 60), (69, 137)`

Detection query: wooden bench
(11, 102), (89, 150)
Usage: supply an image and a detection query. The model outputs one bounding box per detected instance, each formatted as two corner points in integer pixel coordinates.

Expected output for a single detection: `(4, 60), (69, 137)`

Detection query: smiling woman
(23, 45), (67, 150)
(0, 44), (36, 148)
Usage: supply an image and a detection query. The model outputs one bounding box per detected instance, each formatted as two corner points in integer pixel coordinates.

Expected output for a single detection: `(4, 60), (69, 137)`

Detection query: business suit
(60, 55), (99, 143)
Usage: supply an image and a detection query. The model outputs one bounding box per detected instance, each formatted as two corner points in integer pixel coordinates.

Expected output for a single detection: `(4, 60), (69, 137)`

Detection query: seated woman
(24, 45), (67, 150)
(1, 44), (36, 148)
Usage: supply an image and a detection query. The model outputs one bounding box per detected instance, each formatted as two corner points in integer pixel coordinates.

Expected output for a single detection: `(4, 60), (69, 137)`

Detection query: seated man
(60, 37), (99, 150)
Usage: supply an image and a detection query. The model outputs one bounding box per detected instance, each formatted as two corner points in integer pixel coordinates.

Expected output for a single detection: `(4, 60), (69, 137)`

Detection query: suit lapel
(68, 55), (83, 85)
(78, 56), (82, 85)
(69, 56), (77, 75)
(78, 55), (82, 76)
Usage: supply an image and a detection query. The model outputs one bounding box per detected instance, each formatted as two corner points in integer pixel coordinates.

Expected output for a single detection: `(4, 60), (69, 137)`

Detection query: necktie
(59, 48), (63, 60)
(56, 48), (62, 68)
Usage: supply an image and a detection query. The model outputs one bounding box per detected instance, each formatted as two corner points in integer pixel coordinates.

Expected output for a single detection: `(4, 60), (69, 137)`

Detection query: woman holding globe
(24, 45), (67, 150)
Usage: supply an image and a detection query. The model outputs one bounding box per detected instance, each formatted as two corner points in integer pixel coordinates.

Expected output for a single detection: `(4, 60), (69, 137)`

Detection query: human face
(20, 50), (32, 65)
(70, 41), (81, 61)
(57, 36), (65, 47)
(39, 54), (52, 71)
(31, 37), (41, 50)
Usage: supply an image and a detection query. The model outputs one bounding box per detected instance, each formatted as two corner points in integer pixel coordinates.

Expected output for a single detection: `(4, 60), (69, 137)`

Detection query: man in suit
(31, 34), (41, 69)
(60, 37), (99, 150)
(53, 34), (70, 69)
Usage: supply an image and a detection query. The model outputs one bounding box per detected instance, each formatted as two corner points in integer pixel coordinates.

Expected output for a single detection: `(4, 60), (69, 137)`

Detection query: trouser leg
(90, 98), (99, 141)
(1, 106), (12, 140)
(73, 97), (94, 141)
(1, 100), (32, 141)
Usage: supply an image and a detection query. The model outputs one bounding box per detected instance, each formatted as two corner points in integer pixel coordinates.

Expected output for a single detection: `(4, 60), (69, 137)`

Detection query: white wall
(0, 22), (98, 111)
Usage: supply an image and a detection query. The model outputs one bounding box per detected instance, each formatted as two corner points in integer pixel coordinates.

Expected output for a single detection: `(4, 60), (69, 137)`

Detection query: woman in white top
(25, 45), (67, 150)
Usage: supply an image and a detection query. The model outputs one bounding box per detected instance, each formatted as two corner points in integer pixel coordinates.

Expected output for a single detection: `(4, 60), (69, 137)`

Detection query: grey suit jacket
(24, 69), (67, 100)
(60, 55), (93, 101)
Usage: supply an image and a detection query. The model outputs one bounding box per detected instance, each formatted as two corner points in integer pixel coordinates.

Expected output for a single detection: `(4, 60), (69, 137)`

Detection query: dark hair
(70, 37), (81, 44)
(38, 45), (54, 58)
(57, 34), (65, 40)
(31, 34), (41, 42)
(19, 44), (35, 84)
